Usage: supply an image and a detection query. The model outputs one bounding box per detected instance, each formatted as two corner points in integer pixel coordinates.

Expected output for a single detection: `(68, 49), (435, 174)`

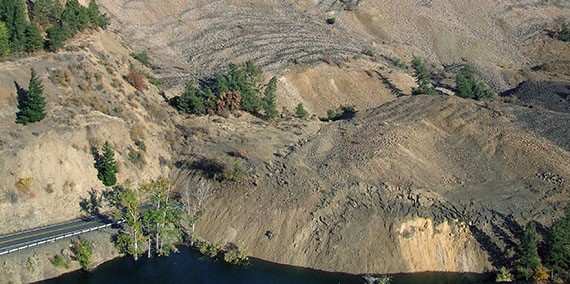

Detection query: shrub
(560, 23), (570, 42)
(533, 266), (549, 282)
(326, 17), (336, 25)
(15, 177), (35, 197)
(170, 83), (208, 115)
(327, 104), (356, 121)
(194, 239), (222, 258)
(217, 160), (246, 182)
(495, 266), (513, 282)
(70, 237), (93, 271)
(295, 103), (309, 118)
(170, 61), (277, 118)
(387, 55), (406, 69)
(223, 243), (249, 266)
(131, 51), (150, 67)
(50, 254), (70, 269)
(146, 73), (161, 87)
(327, 109), (337, 120)
(126, 69), (148, 91)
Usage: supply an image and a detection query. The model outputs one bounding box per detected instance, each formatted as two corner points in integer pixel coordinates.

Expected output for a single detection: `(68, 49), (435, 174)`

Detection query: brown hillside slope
(97, 0), (570, 92)
(0, 31), (177, 234)
(187, 96), (570, 273)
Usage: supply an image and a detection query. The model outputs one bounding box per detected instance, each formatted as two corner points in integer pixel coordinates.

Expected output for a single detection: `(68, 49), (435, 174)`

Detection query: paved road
(0, 218), (112, 256)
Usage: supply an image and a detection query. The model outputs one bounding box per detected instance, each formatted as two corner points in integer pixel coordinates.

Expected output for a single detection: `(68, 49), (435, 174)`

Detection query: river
(38, 246), (493, 284)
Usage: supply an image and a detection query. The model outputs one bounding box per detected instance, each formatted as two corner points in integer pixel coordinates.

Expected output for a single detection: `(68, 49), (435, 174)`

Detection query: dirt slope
(181, 95), (570, 273)
(96, 0), (570, 92)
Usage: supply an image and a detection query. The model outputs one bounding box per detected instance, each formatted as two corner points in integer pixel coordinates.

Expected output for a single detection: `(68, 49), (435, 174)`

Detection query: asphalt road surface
(0, 218), (111, 255)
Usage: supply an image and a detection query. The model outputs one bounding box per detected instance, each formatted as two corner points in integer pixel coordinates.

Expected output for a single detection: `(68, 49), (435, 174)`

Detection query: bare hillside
(97, 0), (570, 93)
(186, 95), (570, 273)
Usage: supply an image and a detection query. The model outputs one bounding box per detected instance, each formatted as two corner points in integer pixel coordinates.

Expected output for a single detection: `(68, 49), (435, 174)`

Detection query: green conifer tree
(24, 24), (43, 53)
(517, 222), (542, 280)
(32, 0), (64, 28)
(411, 56), (436, 96)
(0, 0), (28, 52)
(16, 68), (47, 125)
(87, 0), (106, 28)
(45, 23), (66, 51)
(262, 77), (278, 119)
(455, 65), (494, 100)
(295, 102), (309, 118)
(547, 207), (570, 270)
(96, 141), (118, 186)
(0, 21), (10, 56)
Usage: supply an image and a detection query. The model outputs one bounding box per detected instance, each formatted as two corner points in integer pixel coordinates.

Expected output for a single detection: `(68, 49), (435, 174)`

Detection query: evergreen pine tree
(0, 21), (10, 56)
(262, 77), (278, 119)
(16, 68), (47, 125)
(87, 0), (106, 28)
(547, 207), (570, 270)
(295, 103), (309, 118)
(0, 0), (28, 52)
(517, 222), (542, 280)
(455, 65), (494, 100)
(24, 24), (43, 53)
(96, 141), (118, 186)
(45, 23), (66, 51)
(32, 0), (64, 28)
(411, 56), (436, 96)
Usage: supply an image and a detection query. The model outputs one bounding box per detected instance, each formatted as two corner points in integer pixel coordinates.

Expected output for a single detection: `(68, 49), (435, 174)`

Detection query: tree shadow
(79, 188), (104, 219)
(176, 156), (225, 180)
(91, 146), (102, 169)
(469, 225), (508, 267)
(14, 81), (28, 121)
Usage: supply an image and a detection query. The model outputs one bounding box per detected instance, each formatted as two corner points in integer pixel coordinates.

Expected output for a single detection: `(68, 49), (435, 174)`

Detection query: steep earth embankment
(183, 96), (570, 274)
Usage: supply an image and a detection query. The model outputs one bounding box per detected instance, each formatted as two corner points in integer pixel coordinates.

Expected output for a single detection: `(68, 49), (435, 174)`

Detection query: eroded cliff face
(397, 218), (487, 272)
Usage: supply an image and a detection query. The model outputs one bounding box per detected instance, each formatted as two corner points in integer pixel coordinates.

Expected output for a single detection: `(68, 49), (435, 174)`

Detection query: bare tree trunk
(133, 230), (139, 261)
(148, 238), (151, 259)
(190, 223), (196, 246)
(156, 199), (161, 254)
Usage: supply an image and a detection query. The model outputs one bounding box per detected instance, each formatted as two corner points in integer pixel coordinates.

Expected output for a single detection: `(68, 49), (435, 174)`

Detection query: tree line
(410, 56), (494, 100)
(0, 0), (107, 57)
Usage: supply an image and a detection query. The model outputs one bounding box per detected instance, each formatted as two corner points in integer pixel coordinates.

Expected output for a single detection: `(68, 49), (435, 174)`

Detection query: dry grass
(50, 68), (74, 87)
(129, 123), (146, 141)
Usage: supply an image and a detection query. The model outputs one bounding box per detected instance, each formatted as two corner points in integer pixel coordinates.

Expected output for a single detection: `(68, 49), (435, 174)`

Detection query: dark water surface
(39, 246), (493, 284)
